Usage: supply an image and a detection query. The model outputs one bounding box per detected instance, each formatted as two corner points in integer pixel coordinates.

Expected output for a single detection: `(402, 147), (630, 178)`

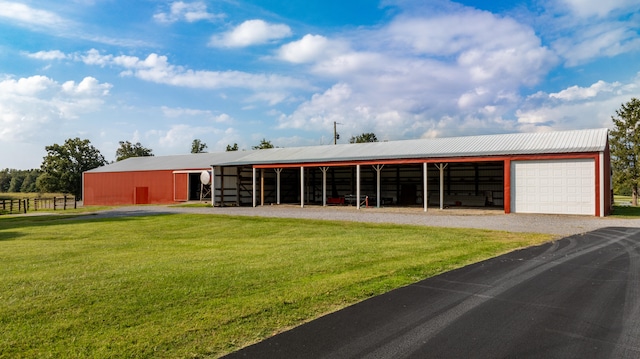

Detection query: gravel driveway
(88, 204), (640, 237)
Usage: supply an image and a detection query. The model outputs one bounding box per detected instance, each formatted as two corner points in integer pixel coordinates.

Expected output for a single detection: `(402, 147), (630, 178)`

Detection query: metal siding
(83, 170), (177, 205)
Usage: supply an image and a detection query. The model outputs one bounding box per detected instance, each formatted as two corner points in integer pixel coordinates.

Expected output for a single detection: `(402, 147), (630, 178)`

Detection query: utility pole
(333, 121), (341, 145)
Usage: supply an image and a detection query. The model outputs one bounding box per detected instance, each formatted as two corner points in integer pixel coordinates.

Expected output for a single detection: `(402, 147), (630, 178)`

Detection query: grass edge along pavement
(0, 213), (552, 358)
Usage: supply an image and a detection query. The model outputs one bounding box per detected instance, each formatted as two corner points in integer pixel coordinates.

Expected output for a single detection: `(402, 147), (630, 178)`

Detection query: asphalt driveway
(224, 227), (640, 358)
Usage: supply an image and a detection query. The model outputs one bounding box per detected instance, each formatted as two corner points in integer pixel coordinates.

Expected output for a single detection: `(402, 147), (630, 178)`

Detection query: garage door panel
(511, 159), (595, 215)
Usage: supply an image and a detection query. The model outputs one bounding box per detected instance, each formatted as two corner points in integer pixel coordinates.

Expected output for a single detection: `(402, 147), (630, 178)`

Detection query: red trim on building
(595, 155), (601, 217)
(504, 159), (511, 214)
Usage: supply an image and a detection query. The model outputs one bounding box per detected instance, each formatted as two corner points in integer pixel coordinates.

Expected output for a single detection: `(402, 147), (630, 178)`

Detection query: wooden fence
(0, 196), (77, 215)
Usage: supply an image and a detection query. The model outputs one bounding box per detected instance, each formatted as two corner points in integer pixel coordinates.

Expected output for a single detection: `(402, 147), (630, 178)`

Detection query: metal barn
(83, 128), (611, 216)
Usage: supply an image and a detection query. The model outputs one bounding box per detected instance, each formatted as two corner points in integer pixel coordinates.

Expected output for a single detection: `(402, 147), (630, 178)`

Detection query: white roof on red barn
(85, 150), (253, 173)
(85, 128), (609, 173)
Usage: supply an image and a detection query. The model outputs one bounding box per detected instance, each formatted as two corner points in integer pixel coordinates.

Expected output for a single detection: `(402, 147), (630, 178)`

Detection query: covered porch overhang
(212, 152), (606, 216)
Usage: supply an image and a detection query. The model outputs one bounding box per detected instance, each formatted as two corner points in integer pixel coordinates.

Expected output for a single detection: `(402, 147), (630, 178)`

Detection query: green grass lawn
(0, 213), (552, 358)
(612, 195), (640, 217)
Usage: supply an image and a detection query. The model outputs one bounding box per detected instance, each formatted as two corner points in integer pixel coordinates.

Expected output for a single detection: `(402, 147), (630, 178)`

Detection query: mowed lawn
(0, 213), (552, 358)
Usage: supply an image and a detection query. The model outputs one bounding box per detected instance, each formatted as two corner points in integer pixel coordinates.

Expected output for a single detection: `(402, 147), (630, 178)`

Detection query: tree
(0, 169), (12, 192)
(252, 138), (274, 150)
(38, 138), (107, 199)
(226, 143), (239, 151)
(610, 98), (640, 206)
(349, 132), (378, 144)
(20, 170), (40, 193)
(7, 171), (26, 193)
(191, 139), (208, 154)
(115, 141), (154, 161)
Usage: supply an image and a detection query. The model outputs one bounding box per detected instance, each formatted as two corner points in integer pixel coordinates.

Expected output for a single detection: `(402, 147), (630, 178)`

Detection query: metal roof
(85, 128), (608, 173)
(85, 150), (254, 173)
(214, 128), (609, 166)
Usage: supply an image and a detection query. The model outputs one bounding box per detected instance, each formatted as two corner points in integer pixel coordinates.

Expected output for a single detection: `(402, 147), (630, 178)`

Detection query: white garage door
(511, 159), (595, 215)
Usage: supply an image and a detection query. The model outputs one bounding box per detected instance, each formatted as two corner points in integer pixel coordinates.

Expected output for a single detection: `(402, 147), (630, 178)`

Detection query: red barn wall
(84, 170), (180, 206)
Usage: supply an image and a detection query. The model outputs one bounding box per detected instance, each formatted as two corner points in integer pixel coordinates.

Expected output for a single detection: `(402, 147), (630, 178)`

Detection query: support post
(260, 169), (264, 206)
(252, 167), (256, 207)
(373, 165), (384, 208)
(423, 162), (428, 212)
(320, 167), (329, 206)
(356, 164), (361, 209)
(274, 168), (283, 205)
(300, 166), (305, 208)
(435, 163), (448, 210)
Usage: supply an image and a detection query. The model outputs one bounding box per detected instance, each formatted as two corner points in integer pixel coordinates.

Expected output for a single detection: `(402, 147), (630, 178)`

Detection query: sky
(1, 0), (640, 169)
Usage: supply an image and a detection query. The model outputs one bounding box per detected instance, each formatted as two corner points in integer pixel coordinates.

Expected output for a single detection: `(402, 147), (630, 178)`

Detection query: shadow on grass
(0, 212), (179, 238)
(611, 205), (640, 218)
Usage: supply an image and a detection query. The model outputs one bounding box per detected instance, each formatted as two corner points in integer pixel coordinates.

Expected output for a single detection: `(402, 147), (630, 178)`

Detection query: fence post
(53, 197), (57, 211)
(63, 195), (67, 210)
(23, 199), (27, 214)
(74, 197), (77, 209)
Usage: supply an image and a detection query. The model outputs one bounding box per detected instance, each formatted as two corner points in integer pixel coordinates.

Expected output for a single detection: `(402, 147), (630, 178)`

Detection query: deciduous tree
(38, 138), (107, 199)
(252, 138), (274, 150)
(191, 139), (208, 154)
(116, 141), (154, 161)
(349, 132), (378, 144)
(226, 143), (239, 151)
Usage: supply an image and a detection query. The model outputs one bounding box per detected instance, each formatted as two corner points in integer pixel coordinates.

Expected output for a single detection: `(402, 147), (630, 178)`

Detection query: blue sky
(1, 0), (640, 169)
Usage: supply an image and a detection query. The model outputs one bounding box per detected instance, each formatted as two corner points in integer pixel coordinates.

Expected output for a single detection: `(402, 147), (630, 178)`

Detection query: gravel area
(86, 204), (640, 237)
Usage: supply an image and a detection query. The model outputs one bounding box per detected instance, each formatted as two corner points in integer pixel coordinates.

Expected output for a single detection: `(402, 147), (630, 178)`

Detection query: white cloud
(551, 21), (640, 67)
(149, 124), (219, 149)
(535, 0), (640, 67)
(386, 11), (556, 86)
(549, 80), (620, 101)
(209, 19), (292, 48)
(0, 75), (112, 142)
(61, 77), (112, 97)
(278, 34), (340, 64)
(559, 0), (639, 18)
(0, 75), (56, 96)
(277, 6), (557, 140)
(25, 50), (69, 60)
(76, 49), (309, 92)
(153, 1), (222, 24)
(160, 106), (232, 123)
(0, 1), (68, 28)
(516, 76), (640, 131)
